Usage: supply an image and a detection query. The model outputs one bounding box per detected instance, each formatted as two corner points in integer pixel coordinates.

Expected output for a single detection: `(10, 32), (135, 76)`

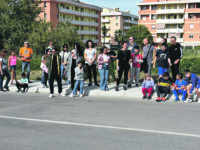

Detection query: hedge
(180, 57), (200, 75)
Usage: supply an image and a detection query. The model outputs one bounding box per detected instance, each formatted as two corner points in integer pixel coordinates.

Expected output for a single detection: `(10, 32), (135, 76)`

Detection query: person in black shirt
(153, 44), (172, 77)
(46, 49), (63, 98)
(169, 36), (183, 82)
(106, 47), (117, 84)
(156, 72), (173, 102)
(115, 41), (131, 91)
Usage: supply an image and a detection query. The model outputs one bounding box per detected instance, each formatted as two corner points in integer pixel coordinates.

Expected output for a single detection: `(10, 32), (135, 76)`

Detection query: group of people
(0, 37), (200, 103)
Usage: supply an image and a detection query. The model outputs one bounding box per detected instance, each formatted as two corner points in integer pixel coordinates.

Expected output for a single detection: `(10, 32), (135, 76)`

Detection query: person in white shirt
(84, 40), (99, 86)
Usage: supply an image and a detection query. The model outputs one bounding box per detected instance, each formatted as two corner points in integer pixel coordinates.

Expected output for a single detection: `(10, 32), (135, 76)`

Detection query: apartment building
(101, 8), (138, 45)
(137, 0), (200, 48)
(39, 0), (102, 45)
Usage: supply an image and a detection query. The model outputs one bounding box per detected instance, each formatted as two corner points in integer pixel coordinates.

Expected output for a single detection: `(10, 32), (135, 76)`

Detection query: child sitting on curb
(16, 72), (28, 93)
(172, 73), (187, 102)
(142, 74), (154, 100)
(185, 69), (200, 103)
(156, 72), (173, 102)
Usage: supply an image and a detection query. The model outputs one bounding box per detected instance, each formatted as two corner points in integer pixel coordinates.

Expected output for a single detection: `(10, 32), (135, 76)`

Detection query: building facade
(137, 0), (200, 48)
(39, 0), (102, 45)
(101, 8), (138, 45)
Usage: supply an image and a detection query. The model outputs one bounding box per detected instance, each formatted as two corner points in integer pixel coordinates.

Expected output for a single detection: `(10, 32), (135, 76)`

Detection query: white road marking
(0, 115), (199, 138)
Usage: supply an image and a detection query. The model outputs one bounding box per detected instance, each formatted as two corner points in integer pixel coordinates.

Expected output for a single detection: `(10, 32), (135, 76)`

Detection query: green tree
(114, 29), (124, 45)
(125, 25), (153, 48)
(101, 24), (109, 46)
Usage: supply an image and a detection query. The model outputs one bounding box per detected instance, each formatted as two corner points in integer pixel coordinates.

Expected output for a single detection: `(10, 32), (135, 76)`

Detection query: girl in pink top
(8, 51), (21, 84)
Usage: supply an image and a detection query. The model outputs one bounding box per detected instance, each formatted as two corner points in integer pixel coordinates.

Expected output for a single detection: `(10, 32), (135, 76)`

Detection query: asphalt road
(0, 93), (200, 150)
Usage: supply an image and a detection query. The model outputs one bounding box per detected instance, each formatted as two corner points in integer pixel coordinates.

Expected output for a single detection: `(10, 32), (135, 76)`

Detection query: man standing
(46, 49), (64, 98)
(19, 41), (33, 83)
(169, 36), (183, 82)
(142, 38), (156, 75)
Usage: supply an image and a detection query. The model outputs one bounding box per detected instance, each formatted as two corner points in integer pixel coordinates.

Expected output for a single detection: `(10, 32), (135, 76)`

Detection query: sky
(81, 0), (143, 15)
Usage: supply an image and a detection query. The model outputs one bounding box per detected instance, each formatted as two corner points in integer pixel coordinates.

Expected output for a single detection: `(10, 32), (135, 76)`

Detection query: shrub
(180, 57), (200, 75)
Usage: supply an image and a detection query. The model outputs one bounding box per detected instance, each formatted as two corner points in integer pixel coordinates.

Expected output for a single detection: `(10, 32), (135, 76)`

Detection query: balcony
(60, 19), (99, 26)
(124, 26), (131, 30)
(157, 9), (184, 14)
(59, 8), (99, 18)
(124, 20), (138, 24)
(156, 19), (184, 24)
(83, 39), (99, 43)
(157, 28), (184, 33)
(156, 38), (184, 43)
(77, 30), (99, 35)
(102, 19), (110, 23)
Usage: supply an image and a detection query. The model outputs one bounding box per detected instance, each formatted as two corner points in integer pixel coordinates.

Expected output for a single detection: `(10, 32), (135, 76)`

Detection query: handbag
(140, 45), (152, 72)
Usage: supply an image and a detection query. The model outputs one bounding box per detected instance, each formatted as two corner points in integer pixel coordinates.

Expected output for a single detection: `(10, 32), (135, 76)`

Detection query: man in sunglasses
(19, 41), (33, 83)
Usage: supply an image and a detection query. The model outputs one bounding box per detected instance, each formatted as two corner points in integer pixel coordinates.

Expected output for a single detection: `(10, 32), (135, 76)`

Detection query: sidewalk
(4, 80), (199, 102)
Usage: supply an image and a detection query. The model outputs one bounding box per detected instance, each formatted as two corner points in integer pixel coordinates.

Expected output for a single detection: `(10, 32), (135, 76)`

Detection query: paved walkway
(3, 80), (199, 102)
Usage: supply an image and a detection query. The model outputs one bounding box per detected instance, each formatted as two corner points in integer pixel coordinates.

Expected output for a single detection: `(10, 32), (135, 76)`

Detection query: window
(44, 2), (46, 8)
(152, 34), (156, 39)
(161, 6), (165, 10)
(142, 16), (146, 20)
(116, 23), (118, 26)
(161, 15), (165, 19)
(151, 25), (155, 29)
(44, 13), (47, 19)
(174, 15), (177, 19)
(152, 5), (157, 10)
(189, 14), (194, 19)
(189, 34), (194, 38)
(116, 16), (118, 20)
(152, 15), (156, 20)
(174, 5), (177, 9)
(189, 4), (195, 9)
(190, 24), (194, 29)
(168, 5), (171, 9)
(168, 15), (170, 19)
(142, 6), (147, 10)
(180, 15), (183, 19)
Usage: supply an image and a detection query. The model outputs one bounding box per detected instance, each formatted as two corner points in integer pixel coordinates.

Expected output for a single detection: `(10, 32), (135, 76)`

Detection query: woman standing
(67, 49), (82, 90)
(0, 50), (11, 91)
(97, 46), (111, 91)
(84, 40), (99, 86)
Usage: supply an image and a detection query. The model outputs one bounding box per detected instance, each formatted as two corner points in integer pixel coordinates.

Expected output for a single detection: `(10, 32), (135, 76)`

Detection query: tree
(114, 29), (124, 45)
(125, 25), (153, 48)
(101, 24), (109, 46)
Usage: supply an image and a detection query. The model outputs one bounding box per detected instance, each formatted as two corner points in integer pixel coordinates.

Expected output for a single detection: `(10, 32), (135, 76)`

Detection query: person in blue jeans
(97, 46), (111, 91)
(172, 73), (187, 102)
(153, 44), (172, 77)
(70, 61), (84, 97)
(0, 50), (11, 91)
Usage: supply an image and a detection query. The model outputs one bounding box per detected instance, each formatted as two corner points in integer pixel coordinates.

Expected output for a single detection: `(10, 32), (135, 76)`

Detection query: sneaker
(143, 96), (147, 99)
(162, 97), (166, 101)
(123, 86), (127, 90)
(147, 96), (151, 100)
(4, 86), (9, 91)
(133, 80), (136, 84)
(115, 86), (119, 91)
(16, 89), (21, 92)
(80, 94), (83, 98)
(59, 93), (65, 97)
(28, 81), (33, 84)
(49, 94), (53, 98)
(41, 84), (45, 88)
(156, 97), (161, 102)
(69, 94), (74, 98)
(174, 97), (179, 102)
(135, 84), (139, 87)
(186, 98), (192, 103)
(128, 84), (132, 88)
(95, 83), (100, 86)
(182, 98), (186, 102)
(88, 83), (92, 86)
